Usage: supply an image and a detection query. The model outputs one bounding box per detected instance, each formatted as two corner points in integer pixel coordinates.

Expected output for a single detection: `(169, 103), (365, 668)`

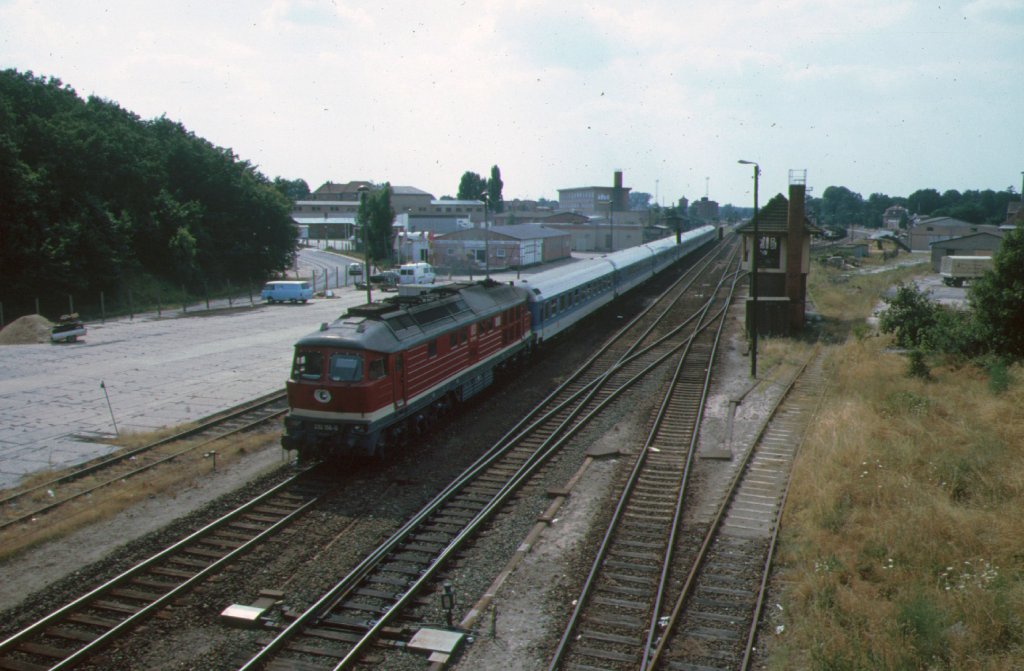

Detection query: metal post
(738, 160), (760, 378)
(358, 186), (372, 304)
(441, 581), (455, 628)
(482, 192), (490, 280)
(100, 291), (106, 323)
(128, 289), (134, 320)
(100, 381), (119, 436)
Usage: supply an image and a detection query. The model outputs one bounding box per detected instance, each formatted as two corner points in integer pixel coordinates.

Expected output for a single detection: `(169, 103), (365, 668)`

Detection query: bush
(879, 283), (938, 349)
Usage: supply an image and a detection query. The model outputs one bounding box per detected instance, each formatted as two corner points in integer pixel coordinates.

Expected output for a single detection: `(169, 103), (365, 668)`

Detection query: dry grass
(763, 259), (1024, 669)
(0, 429), (279, 562)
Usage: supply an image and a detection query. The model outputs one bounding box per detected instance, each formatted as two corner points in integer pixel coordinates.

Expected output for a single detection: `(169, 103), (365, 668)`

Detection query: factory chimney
(613, 170), (623, 210)
(786, 170), (807, 331)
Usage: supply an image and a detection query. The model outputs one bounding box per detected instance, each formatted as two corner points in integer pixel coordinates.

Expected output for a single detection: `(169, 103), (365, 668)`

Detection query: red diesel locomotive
(282, 280), (532, 459)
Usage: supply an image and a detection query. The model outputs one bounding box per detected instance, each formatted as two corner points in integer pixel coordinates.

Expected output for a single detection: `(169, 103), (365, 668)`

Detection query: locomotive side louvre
(283, 282), (532, 459)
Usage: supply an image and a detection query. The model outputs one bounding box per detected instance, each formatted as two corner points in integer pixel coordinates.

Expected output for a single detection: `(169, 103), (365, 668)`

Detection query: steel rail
(644, 347), (824, 670)
(0, 392), (287, 532)
(0, 467), (320, 671)
(739, 350), (828, 671)
(236, 242), (737, 671)
(546, 253), (739, 671)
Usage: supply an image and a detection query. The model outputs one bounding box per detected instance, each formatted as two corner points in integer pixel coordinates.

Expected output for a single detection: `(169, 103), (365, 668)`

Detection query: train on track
(282, 225), (718, 460)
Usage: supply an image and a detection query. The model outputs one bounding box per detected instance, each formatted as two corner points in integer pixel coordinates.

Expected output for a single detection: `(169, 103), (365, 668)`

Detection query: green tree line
(807, 185), (1018, 233)
(0, 69), (298, 314)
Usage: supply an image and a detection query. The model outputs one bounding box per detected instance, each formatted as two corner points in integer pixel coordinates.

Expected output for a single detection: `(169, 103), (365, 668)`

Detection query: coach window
(329, 353), (363, 382)
(293, 351), (324, 381)
(368, 357), (388, 380)
(450, 333), (458, 348)
(428, 340), (438, 357)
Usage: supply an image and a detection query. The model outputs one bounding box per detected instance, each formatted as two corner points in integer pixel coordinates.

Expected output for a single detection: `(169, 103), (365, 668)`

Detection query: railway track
(0, 467), (327, 671)
(0, 392), (288, 534)
(234, 239), (741, 671)
(547, 251), (739, 671)
(648, 349), (826, 671)
(547, 342), (827, 671)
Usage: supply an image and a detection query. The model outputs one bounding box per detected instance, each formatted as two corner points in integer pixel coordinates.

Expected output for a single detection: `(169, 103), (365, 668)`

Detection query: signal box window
(293, 351), (324, 381)
(329, 353), (363, 382)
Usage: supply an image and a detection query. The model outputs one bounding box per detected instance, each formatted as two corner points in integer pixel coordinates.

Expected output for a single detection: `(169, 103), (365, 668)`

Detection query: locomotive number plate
(313, 423), (339, 432)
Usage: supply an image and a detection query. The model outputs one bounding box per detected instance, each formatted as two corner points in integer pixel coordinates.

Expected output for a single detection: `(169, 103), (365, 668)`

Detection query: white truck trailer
(940, 255), (992, 287)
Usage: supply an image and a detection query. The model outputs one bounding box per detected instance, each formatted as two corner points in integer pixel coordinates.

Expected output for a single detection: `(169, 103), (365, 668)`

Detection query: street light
(481, 191), (491, 280)
(357, 185), (372, 304)
(738, 159), (760, 378)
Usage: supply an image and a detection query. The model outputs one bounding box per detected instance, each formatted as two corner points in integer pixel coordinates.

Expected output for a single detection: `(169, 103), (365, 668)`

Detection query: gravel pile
(0, 315), (53, 345)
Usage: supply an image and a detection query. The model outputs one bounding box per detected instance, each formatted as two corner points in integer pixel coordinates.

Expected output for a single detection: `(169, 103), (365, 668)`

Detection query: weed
(896, 592), (949, 664)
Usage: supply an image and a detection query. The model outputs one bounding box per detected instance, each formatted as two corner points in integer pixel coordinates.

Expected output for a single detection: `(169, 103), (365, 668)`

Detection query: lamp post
(738, 159), (760, 378)
(481, 192), (491, 280)
(357, 185), (372, 304)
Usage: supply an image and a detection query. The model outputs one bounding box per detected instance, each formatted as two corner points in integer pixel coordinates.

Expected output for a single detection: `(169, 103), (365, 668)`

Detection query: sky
(2, 0), (1022, 207)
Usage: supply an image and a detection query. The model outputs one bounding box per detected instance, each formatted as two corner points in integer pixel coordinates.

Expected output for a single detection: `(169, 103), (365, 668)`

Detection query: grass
(0, 428), (282, 562)
(762, 250), (1024, 669)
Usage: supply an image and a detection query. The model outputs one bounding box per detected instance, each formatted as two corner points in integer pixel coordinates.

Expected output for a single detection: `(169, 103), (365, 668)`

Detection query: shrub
(879, 283), (938, 349)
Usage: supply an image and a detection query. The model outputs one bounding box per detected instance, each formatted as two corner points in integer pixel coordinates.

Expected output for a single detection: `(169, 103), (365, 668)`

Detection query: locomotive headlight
(314, 389), (332, 404)
(351, 425), (366, 433)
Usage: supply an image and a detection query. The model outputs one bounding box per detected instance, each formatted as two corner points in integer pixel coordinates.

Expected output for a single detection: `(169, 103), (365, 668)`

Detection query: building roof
(930, 231), (1004, 250)
(488, 224), (570, 240)
(735, 193), (822, 235)
(293, 216), (355, 224)
(391, 186), (434, 197)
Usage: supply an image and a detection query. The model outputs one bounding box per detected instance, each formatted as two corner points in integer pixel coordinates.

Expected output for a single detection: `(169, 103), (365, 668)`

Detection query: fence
(0, 266), (366, 329)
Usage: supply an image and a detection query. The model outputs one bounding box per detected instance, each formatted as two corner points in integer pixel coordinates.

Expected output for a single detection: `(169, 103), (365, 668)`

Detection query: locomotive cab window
(329, 353), (363, 382)
(293, 351), (324, 381)
(368, 357), (388, 380)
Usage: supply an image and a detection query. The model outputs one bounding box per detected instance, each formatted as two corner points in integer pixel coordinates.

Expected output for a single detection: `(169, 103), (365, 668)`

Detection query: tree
(0, 68), (297, 310)
(272, 177), (310, 201)
(457, 171), (487, 201)
(969, 223), (1024, 359)
(878, 283), (939, 349)
(865, 193), (896, 228)
(358, 183), (396, 269)
(907, 188), (942, 216)
(488, 165), (504, 213)
(630, 192), (652, 210)
(820, 185), (865, 229)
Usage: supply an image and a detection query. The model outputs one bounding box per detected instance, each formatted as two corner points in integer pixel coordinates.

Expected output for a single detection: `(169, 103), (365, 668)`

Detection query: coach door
(392, 353), (406, 409)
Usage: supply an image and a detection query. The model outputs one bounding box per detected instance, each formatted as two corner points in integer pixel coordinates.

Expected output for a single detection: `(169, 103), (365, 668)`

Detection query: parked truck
(940, 255), (992, 287)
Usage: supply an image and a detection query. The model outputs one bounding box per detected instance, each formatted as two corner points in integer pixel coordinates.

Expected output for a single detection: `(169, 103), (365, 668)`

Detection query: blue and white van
(261, 281), (313, 304)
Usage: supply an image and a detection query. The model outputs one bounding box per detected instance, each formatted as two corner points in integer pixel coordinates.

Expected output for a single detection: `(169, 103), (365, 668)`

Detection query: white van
(261, 280), (313, 303)
(398, 263), (436, 285)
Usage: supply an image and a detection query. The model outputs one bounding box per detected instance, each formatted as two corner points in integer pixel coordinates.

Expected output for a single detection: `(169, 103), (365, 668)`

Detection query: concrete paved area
(0, 293), (364, 489)
(0, 248), (568, 490)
